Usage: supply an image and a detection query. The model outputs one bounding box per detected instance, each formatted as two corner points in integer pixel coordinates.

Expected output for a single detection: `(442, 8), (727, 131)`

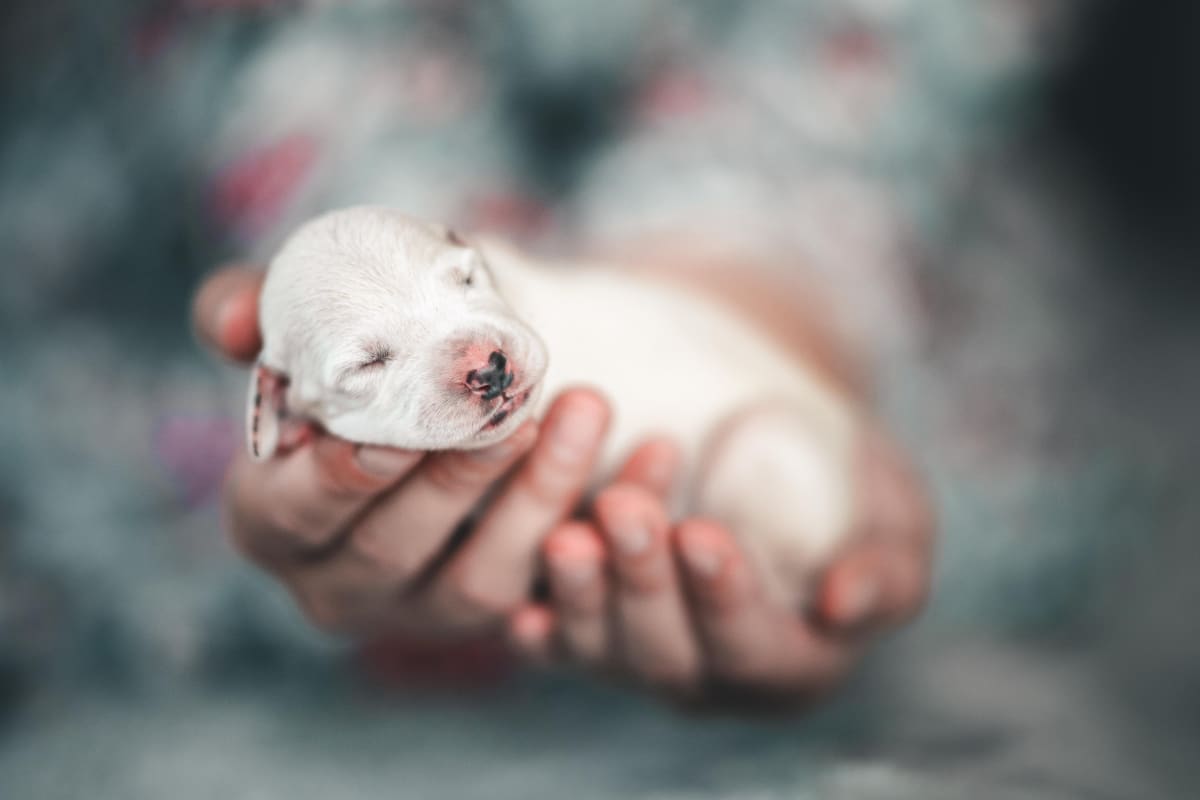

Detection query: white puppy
(249, 206), (860, 608)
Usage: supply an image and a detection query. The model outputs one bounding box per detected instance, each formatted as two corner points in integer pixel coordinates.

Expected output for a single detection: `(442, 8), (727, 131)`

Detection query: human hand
(194, 266), (613, 637)
(506, 429), (934, 711)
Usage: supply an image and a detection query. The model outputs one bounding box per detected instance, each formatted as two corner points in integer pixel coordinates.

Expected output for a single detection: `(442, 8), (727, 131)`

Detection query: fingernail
(680, 534), (722, 578)
(356, 446), (419, 477)
(513, 608), (552, 644)
(839, 577), (879, 624)
(553, 557), (597, 589)
(549, 402), (606, 464)
(610, 514), (650, 557)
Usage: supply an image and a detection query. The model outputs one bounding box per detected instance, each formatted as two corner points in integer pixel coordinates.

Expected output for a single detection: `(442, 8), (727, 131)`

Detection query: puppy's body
(252, 207), (859, 607)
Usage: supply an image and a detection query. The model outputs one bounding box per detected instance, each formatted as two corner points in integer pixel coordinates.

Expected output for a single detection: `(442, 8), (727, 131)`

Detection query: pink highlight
(463, 190), (551, 241)
(452, 343), (511, 387)
(357, 634), (514, 690)
(210, 133), (319, 239)
(153, 414), (238, 508)
(637, 69), (711, 121)
(822, 24), (890, 72)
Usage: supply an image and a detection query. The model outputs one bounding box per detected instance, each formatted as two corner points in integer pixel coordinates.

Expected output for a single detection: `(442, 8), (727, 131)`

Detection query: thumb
(192, 264), (264, 364)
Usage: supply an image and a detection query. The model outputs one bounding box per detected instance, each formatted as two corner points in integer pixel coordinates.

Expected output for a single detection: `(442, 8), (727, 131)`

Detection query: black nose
(466, 350), (515, 400)
(488, 350), (507, 374)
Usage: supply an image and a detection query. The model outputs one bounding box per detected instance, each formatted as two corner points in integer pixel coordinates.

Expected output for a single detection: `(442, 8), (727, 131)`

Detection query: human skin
(193, 256), (933, 709)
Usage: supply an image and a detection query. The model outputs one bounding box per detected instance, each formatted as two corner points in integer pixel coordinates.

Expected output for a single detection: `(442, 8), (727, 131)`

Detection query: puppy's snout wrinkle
(466, 349), (515, 401)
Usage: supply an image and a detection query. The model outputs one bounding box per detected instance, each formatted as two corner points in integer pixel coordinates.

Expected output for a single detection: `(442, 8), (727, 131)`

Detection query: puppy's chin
(325, 387), (538, 451)
(458, 402), (536, 450)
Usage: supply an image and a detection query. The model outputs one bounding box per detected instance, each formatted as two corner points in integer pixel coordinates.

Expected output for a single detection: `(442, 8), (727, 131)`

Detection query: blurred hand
(506, 429), (934, 711)
(194, 266), (613, 637)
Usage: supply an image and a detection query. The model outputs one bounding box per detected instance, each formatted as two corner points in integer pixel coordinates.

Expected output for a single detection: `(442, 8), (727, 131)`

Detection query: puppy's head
(249, 206), (547, 458)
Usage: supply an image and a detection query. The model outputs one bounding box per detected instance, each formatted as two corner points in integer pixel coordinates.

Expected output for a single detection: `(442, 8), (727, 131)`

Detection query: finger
(815, 539), (930, 633)
(597, 484), (701, 692)
(506, 604), (559, 667)
(814, 431), (935, 633)
(429, 389), (611, 624)
(614, 437), (682, 501)
(859, 428), (936, 552)
(294, 424), (540, 625)
(338, 422), (538, 585)
(225, 436), (422, 565)
(543, 521), (609, 667)
(676, 519), (854, 695)
(192, 265), (264, 362)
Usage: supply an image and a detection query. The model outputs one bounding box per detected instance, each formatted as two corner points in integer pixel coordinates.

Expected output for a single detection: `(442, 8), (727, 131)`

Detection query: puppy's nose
(487, 350), (507, 374)
(465, 350), (515, 400)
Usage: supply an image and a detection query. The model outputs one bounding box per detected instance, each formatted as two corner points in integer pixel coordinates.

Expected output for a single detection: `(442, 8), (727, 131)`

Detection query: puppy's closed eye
(357, 345), (393, 370)
(334, 345), (393, 397)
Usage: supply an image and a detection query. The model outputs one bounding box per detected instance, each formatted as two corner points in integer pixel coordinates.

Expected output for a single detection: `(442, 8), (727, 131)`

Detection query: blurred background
(0, 1), (1197, 797)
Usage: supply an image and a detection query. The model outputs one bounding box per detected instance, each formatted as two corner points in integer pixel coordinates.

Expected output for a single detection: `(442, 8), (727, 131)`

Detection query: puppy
(249, 206), (860, 608)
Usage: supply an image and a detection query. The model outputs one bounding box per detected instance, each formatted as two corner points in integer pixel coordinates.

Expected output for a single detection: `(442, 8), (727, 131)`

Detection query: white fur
(252, 206), (860, 608)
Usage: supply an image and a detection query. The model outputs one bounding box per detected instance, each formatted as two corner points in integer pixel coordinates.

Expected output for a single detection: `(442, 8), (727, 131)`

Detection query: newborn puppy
(249, 206), (860, 608)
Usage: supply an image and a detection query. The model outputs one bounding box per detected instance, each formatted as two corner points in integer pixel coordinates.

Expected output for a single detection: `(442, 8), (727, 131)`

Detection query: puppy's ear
(246, 363), (289, 462)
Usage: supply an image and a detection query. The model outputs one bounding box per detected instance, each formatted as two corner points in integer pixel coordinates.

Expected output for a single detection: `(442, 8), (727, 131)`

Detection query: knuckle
(264, 502), (334, 548)
(691, 587), (739, 616)
(595, 482), (653, 514)
(313, 458), (369, 501)
(559, 585), (605, 616)
(543, 520), (599, 555)
(521, 460), (582, 508)
(345, 523), (423, 582)
(449, 568), (519, 621)
(264, 501), (312, 537)
(312, 438), (399, 498)
(614, 564), (668, 596)
(229, 501), (329, 560)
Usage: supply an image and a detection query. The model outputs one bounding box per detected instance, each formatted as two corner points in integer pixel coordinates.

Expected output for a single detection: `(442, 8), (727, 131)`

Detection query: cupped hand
(194, 263), (934, 707)
(506, 428), (934, 711)
(194, 266), (613, 637)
